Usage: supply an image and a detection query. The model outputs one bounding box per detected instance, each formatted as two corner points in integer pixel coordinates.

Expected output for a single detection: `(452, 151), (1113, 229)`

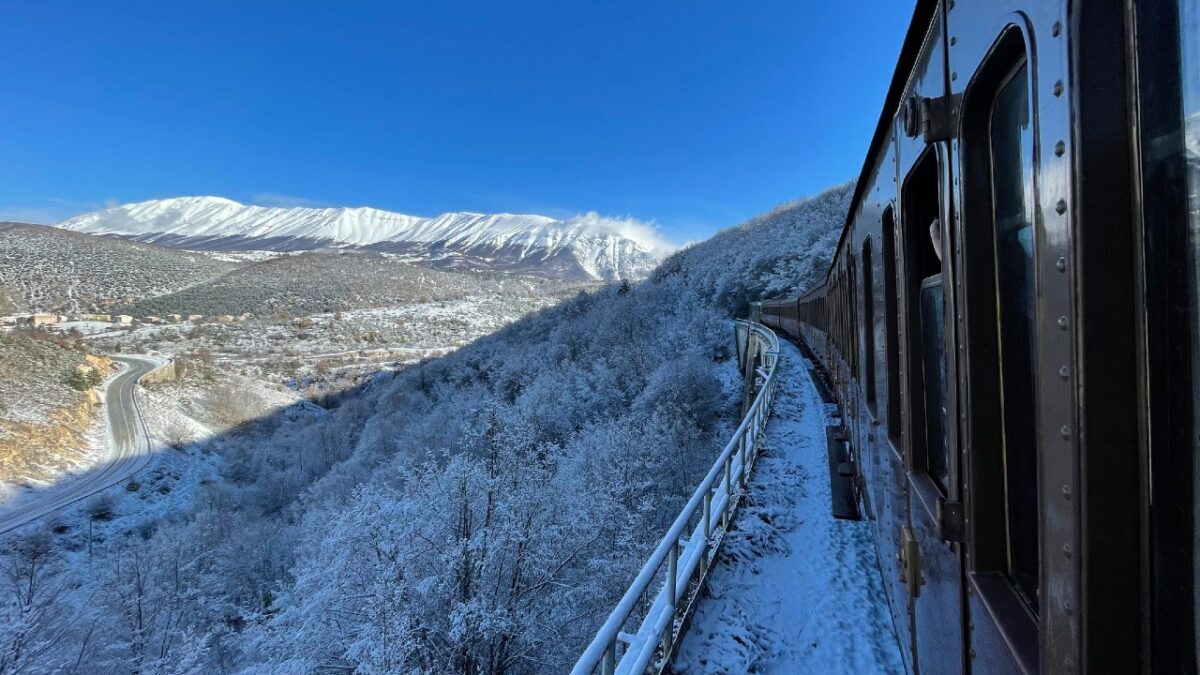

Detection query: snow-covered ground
(674, 339), (905, 674)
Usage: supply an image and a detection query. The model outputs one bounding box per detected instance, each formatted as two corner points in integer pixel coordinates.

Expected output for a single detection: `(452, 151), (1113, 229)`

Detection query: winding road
(0, 355), (163, 535)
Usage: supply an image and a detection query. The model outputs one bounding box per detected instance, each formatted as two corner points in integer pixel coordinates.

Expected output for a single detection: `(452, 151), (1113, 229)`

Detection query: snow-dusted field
(79, 293), (570, 389)
(674, 340), (905, 674)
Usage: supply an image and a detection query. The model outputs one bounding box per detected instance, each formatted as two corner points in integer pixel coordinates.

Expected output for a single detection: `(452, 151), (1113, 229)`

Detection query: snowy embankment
(674, 339), (904, 674)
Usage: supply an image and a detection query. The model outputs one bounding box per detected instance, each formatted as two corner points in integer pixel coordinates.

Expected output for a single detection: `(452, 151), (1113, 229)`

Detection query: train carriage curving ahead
(759, 0), (1200, 672)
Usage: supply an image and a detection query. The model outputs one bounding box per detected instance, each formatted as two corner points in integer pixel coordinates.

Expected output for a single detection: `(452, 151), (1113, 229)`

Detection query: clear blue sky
(0, 1), (914, 243)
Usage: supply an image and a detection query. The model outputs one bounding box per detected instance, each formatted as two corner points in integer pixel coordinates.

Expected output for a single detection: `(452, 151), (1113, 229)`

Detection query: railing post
(700, 487), (710, 535)
(602, 642), (616, 675)
(734, 427), (744, 480)
(722, 455), (733, 529)
(736, 434), (746, 487)
(662, 546), (679, 657)
(701, 489), (712, 577)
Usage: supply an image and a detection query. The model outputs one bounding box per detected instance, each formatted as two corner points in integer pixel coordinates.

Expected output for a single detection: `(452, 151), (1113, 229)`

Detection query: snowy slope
(55, 197), (672, 281)
(0, 222), (235, 314)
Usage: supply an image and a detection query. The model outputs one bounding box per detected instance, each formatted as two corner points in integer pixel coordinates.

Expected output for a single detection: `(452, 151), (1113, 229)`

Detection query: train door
(894, 7), (964, 674)
(951, 31), (1040, 671)
(948, 0), (1089, 671)
(898, 155), (963, 675)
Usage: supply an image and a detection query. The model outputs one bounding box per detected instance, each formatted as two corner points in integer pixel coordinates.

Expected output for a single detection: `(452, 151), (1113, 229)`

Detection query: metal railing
(572, 320), (781, 675)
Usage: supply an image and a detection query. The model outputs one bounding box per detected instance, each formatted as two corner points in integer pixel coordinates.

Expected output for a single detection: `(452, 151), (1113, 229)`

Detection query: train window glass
(838, 273), (846, 359)
(1180, 2), (1200, 660)
(920, 275), (948, 489)
(863, 238), (878, 414)
(1134, 0), (1200, 659)
(901, 152), (947, 490)
(849, 255), (859, 381)
(883, 207), (901, 443)
(990, 58), (1039, 611)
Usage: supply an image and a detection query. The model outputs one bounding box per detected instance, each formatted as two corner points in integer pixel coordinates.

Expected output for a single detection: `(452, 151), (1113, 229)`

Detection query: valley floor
(673, 340), (905, 675)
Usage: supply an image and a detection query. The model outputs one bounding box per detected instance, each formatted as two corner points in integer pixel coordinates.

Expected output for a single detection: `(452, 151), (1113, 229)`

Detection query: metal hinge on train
(897, 526), (924, 598)
(937, 499), (966, 543)
(902, 93), (961, 143)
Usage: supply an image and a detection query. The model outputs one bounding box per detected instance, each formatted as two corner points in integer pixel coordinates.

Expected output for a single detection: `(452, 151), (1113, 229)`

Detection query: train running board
(826, 426), (862, 521)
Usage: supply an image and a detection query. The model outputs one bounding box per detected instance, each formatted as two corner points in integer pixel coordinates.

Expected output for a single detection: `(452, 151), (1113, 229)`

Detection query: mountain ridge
(56, 196), (673, 281)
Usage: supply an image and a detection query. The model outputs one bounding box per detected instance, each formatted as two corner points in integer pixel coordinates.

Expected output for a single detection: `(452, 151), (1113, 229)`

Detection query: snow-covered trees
(0, 532), (70, 674)
(656, 182), (852, 314)
(265, 407), (609, 673)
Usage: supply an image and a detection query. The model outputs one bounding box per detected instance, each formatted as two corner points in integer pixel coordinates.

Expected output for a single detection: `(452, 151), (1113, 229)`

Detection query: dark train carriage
(758, 0), (1200, 672)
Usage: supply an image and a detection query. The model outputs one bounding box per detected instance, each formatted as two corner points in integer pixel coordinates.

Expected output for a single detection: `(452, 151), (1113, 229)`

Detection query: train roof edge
(813, 0), (938, 292)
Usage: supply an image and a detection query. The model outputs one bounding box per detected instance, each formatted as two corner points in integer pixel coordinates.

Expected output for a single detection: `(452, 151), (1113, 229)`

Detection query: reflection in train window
(863, 238), (877, 414)
(920, 275), (947, 490)
(1180, 0), (1200, 663)
(990, 58), (1039, 611)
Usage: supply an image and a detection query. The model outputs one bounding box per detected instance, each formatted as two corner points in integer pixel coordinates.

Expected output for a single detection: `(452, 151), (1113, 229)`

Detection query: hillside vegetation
(658, 182), (851, 314)
(0, 330), (113, 483)
(0, 223), (234, 314)
(116, 251), (579, 317)
(0, 184), (850, 673)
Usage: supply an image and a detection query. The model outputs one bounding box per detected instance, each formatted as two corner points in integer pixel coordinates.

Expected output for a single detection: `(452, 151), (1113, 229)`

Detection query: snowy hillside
(56, 197), (673, 281)
(656, 181), (853, 313)
(0, 222), (235, 314)
(114, 250), (580, 317)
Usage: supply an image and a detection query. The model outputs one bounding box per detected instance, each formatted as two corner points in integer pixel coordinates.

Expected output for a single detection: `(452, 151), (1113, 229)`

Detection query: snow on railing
(572, 320), (781, 675)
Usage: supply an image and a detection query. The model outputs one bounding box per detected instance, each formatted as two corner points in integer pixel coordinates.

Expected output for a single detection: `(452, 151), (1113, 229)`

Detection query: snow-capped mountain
(55, 197), (674, 281)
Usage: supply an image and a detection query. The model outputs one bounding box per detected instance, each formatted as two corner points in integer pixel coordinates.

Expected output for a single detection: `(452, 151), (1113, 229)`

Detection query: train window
(1136, 0), (1200, 667)
(920, 275), (948, 489)
(1178, 3), (1200, 664)
(961, 32), (1041, 619)
(901, 151), (947, 490)
(883, 207), (901, 443)
(991, 58), (1039, 611)
(849, 254), (859, 381)
(863, 238), (878, 414)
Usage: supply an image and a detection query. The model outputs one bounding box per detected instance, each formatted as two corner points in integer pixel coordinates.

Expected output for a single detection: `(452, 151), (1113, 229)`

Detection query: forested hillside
(658, 182), (852, 313)
(0, 184), (848, 673)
